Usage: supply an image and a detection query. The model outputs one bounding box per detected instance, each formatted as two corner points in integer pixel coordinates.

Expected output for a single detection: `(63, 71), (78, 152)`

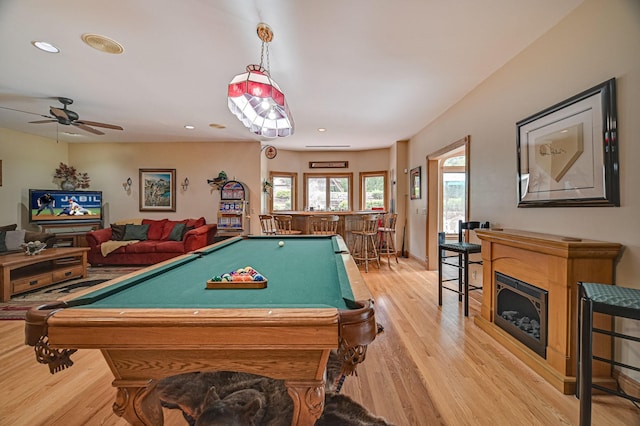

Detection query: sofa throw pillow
(142, 219), (167, 240)
(0, 230), (7, 252)
(0, 224), (18, 232)
(5, 230), (26, 251)
(110, 224), (127, 241)
(185, 217), (206, 228)
(161, 221), (184, 240)
(122, 224), (149, 241)
(168, 223), (188, 241)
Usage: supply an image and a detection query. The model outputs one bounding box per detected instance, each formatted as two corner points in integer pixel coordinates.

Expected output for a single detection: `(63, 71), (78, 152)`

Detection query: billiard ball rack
(206, 279), (267, 289)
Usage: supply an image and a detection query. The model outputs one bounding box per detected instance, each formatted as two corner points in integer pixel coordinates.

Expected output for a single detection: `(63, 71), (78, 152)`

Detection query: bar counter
(273, 211), (385, 245)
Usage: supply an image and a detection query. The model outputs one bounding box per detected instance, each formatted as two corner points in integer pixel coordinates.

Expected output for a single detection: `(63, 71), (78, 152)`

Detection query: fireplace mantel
(474, 228), (622, 394)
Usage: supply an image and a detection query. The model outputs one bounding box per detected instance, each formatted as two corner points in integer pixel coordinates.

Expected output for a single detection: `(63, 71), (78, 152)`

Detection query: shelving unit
(40, 222), (101, 247)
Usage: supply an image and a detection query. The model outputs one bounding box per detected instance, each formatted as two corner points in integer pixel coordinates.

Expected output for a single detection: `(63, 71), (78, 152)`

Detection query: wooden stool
(259, 215), (277, 235)
(350, 214), (380, 272)
(311, 215), (339, 235)
(577, 282), (640, 426)
(273, 215), (302, 235)
(378, 213), (398, 266)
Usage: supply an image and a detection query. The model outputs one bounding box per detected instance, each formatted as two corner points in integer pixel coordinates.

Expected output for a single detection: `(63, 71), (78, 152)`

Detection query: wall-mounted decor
(264, 146), (278, 159)
(309, 161), (348, 169)
(410, 166), (421, 200)
(139, 168), (176, 212)
(517, 78), (619, 207)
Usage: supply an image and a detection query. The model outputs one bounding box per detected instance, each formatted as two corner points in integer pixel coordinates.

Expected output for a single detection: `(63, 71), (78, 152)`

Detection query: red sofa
(86, 217), (217, 266)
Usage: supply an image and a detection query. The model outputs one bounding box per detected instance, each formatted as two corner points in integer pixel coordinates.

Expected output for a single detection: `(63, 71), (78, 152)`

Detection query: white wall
(0, 128), (70, 229)
(409, 0), (639, 285)
(407, 0), (640, 379)
(68, 141), (262, 232)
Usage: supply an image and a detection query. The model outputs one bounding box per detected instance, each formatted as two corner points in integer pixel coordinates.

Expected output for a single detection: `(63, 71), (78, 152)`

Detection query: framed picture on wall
(410, 166), (421, 200)
(516, 78), (619, 207)
(139, 168), (176, 212)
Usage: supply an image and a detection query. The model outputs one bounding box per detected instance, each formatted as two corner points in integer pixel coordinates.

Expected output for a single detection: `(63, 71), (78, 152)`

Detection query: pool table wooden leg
(113, 382), (164, 426)
(285, 379), (325, 425)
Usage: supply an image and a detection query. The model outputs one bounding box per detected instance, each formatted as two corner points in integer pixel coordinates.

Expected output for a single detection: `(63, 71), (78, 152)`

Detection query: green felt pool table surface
(25, 235), (377, 426)
(71, 235), (355, 309)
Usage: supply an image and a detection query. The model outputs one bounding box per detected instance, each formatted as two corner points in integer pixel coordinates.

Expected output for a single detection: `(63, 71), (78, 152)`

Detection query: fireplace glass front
(494, 272), (548, 358)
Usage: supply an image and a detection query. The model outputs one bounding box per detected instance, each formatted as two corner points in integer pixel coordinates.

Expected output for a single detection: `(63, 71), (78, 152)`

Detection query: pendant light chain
(259, 40), (271, 74)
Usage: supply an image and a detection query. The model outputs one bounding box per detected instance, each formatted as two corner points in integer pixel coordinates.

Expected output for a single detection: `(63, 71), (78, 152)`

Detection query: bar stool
(259, 215), (277, 235)
(273, 215), (302, 235)
(577, 282), (640, 426)
(378, 213), (398, 266)
(350, 214), (380, 272)
(310, 215), (339, 235)
(438, 220), (489, 316)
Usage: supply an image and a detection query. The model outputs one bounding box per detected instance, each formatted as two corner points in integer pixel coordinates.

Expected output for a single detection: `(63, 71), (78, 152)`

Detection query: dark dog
(156, 352), (392, 425)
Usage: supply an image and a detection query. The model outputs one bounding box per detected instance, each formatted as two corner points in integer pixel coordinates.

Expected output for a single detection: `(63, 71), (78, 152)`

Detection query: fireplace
(474, 228), (621, 394)
(494, 272), (547, 358)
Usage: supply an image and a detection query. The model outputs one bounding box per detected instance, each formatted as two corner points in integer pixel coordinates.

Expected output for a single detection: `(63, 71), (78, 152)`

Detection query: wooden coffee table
(0, 247), (89, 302)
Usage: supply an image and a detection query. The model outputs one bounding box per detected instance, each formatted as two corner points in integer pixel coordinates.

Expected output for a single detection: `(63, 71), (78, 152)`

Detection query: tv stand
(40, 223), (101, 247)
(0, 247), (89, 301)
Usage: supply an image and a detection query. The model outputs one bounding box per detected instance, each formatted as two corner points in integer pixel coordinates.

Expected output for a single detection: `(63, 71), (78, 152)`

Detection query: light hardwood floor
(0, 257), (638, 425)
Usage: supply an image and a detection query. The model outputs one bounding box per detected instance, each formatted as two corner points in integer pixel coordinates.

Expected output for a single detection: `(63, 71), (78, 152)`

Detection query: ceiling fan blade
(28, 119), (57, 124)
(73, 122), (105, 135)
(50, 107), (69, 120)
(0, 106), (50, 118)
(77, 120), (123, 130)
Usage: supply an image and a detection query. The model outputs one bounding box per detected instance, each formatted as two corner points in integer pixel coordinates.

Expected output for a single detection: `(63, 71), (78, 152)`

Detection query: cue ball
(278, 241), (284, 247)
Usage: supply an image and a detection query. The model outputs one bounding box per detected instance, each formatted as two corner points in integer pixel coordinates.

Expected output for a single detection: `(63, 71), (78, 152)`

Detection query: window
(359, 171), (387, 210)
(303, 172), (353, 211)
(269, 172), (297, 212)
(441, 155), (466, 235)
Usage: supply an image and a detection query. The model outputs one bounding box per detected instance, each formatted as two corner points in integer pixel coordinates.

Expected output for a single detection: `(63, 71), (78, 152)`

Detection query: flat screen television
(28, 189), (103, 225)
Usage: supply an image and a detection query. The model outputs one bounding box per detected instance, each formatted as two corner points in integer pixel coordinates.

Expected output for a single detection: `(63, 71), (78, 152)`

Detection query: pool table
(25, 235), (376, 426)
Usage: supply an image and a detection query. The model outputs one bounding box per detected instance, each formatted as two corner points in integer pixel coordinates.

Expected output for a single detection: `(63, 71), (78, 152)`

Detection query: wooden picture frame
(139, 168), (176, 212)
(309, 161), (349, 169)
(410, 166), (421, 200)
(516, 78), (619, 207)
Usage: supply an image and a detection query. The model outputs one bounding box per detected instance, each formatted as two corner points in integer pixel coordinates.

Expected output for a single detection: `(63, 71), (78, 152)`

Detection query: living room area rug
(0, 265), (142, 320)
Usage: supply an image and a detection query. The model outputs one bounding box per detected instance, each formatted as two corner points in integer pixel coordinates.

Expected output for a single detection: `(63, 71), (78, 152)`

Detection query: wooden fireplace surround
(474, 229), (622, 394)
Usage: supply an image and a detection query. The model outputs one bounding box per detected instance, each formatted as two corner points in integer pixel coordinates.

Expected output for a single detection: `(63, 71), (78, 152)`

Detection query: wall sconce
(181, 177), (190, 191)
(123, 177), (132, 191)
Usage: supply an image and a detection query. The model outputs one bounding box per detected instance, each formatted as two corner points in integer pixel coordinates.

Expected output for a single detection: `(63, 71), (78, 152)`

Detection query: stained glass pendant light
(228, 23), (294, 138)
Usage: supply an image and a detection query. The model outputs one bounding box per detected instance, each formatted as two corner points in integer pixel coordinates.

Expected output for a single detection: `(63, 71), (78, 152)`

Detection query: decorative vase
(61, 180), (76, 190)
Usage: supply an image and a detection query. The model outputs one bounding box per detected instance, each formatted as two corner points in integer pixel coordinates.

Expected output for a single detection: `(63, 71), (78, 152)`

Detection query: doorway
(426, 136), (470, 270)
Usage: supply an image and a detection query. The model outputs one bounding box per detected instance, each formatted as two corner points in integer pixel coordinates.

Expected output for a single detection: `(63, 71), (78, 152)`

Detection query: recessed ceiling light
(209, 123), (226, 129)
(61, 132), (82, 137)
(81, 33), (124, 54)
(31, 41), (59, 53)
(184, 125), (195, 130)
(317, 128), (327, 132)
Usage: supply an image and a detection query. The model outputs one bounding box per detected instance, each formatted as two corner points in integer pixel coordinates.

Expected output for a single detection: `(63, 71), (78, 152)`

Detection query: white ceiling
(0, 0), (583, 151)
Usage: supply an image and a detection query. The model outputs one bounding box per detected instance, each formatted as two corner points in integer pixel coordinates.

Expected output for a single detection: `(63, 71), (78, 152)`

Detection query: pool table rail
(23, 235), (377, 426)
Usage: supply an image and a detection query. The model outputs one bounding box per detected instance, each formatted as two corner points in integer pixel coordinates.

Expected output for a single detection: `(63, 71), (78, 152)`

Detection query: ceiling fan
(30, 97), (123, 135)
(1, 97), (123, 135)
